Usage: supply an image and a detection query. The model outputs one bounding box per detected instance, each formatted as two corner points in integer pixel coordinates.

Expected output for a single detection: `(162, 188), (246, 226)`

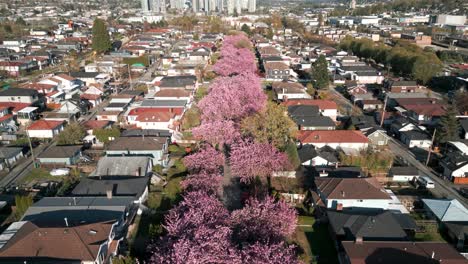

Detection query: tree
(241, 24), (252, 36)
(231, 196), (297, 243)
(214, 46), (256, 76)
(198, 72), (266, 122)
(192, 120), (241, 147)
(111, 256), (137, 264)
(14, 195), (33, 220)
(312, 55), (330, 89)
(148, 191), (239, 264)
(181, 171), (223, 194)
(57, 123), (85, 145)
(241, 242), (300, 264)
(92, 18), (111, 54)
(183, 145), (224, 173)
(437, 104), (460, 144)
(229, 140), (290, 183)
(94, 126), (121, 144)
(240, 102), (297, 150)
(412, 55), (442, 84)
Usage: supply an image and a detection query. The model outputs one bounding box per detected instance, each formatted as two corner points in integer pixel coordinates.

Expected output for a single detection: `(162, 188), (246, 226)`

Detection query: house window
(358, 199), (363, 202)
(10, 97), (14, 101)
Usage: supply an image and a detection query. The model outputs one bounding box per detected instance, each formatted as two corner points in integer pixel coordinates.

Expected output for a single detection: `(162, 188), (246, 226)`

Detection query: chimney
(341, 191), (345, 197)
(73, 197), (76, 206)
(337, 203), (343, 211)
(64, 217), (69, 227)
(355, 236), (363, 244)
(106, 188), (113, 199)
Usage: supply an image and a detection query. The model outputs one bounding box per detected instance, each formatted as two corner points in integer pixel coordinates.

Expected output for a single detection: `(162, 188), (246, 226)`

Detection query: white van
(416, 176), (435, 189)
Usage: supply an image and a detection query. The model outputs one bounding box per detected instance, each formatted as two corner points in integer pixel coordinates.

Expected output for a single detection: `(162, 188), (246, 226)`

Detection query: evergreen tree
(312, 55), (330, 89)
(437, 104), (460, 144)
(241, 24), (251, 36)
(92, 18), (111, 54)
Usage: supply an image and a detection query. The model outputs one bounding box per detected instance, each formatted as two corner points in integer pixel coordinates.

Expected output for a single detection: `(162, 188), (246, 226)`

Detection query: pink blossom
(241, 241), (301, 264)
(183, 145), (224, 173)
(192, 120), (241, 146)
(214, 47), (256, 77)
(231, 196), (298, 243)
(229, 140), (291, 183)
(198, 72), (266, 122)
(181, 171), (223, 194)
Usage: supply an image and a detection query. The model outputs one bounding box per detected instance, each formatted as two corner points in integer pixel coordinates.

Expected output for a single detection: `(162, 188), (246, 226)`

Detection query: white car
(50, 168), (70, 176)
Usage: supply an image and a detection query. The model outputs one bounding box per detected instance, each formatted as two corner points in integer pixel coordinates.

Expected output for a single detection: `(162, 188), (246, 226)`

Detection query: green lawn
(19, 168), (64, 185)
(294, 216), (339, 264)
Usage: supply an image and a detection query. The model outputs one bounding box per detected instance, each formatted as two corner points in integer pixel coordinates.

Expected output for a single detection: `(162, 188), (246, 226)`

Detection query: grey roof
(38, 145), (81, 159)
(0, 147), (22, 159)
(140, 99), (187, 107)
(160, 76), (196, 88)
(444, 221), (468, 240)
(71, 176), (149, 198)
(293, 116), (335, 128)
(106, 102), (127, 108)
(298, 145), (318, 163)
(91, 156), (151, 176)
(422, 199), (468, 222)
(401, 130), (430, 140)
(288, 105), (320, 118)
(106, 137), (167, 151)
(391, 80), (418, 87)
(460, 119), (468, 132)
(328, 210), (414, 241)
(67, 72), (100, 78)
(0, 88), (38, 97)
(21, 196), (134, 227)
(389, 166), (419, 176)
(121, 129), (171, 137)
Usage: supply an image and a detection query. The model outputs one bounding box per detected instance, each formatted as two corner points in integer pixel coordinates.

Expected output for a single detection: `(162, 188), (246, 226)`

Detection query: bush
(285, 142), (301, 169)
(168, 144), (186, 156)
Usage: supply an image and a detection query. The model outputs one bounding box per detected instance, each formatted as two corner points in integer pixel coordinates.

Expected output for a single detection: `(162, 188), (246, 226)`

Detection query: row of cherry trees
(147, 34), (300, 263)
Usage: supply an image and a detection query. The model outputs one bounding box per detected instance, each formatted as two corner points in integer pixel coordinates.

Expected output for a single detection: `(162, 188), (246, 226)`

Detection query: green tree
(240, 102), (297, 150)
(312, 55), (330, 89)
(241, 24), (251, 36)
(57, 123), (86, 145)
(412, 55), (442, 84)
(112, 256), (137, 264)
(94, 126), (121, 144)
(14, 195), (33, 220)
(92, 18), (111, 54)
(181, 107), (201, 130)
(437, 104), (460, 144)
(306, 83), (315, 96)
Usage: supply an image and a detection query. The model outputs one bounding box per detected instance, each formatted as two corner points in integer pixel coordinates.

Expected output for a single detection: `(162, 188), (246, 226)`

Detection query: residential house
(0, 88), (41, 105)
(388, 167), (419, 182)
(37, 145), (82, 165)
(154, 89), (192, 101)
(26, 120), (64, 139)
(362, 127), (390, 146)
(272, 82), (310, 101)
(358, 99), (383, 111)
(440, 152), (468, 182)
(264, 62), (290, 81)
(271, 176), (307, 204)
(91, 156), (153, 177)
(328, 210), (417, 242)
(460, 119), (468, 139)
(259, 46), (281, 58)
(298, 145), (338, 167)
(292, 115), (336, 130)
(400, 130), (432, 149)
(0, 147), (23, 171)
(126, 109), (176, 131)
(106, 136), (169, 166)
(283, 99), (339, 121)
(157, 75), (197, 90)
(71, 176), (150, 204)
(313, 177), (407, 213)
(384, 80), (426, 93)
(342, 241), (467, 264)
(298, 130), (369, 151)
(0, 61), (37, 76)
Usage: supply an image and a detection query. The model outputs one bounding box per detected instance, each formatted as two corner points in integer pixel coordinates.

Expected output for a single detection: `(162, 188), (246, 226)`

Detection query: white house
(26, 120), (64, 138)
(298, 130), (369, 151)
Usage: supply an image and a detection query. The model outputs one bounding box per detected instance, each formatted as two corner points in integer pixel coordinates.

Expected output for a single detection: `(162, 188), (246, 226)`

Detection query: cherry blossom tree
(181, 171), (223, 194)
(241, 242), (300, 264)
(148, 192), (240, 264)
(229, 140), (291, 183)
(198, 72), (266, 122)
(231, 196), (298, 243)
(214, 46), (256, 77)
(192, 120), (241, 146)
(183, 145), (224, 173)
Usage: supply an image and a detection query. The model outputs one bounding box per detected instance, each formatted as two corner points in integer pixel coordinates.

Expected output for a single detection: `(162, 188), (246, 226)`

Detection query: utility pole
(426, 128), (437, 166)
(380, 94), (388, 127)
(127, 64), (133, 90)
(26, 131), (36, 168)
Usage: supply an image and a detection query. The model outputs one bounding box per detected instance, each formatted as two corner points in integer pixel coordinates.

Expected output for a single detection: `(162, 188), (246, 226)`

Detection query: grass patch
(294, 216), (339, 264)
(19, 168), (64, 185)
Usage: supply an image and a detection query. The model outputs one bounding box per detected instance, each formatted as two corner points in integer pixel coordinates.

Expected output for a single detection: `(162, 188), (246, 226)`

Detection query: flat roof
(17, 106), (38, 113)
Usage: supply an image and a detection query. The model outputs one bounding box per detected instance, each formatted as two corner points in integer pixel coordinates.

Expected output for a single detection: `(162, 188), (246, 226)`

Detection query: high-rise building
(350, 0), (356, 9)
(170, 0), (185, 10)
(235, 0), (241, 14)
(227, 0), (241, 14)
(152, 0), (166, 13)
(248, 0), (255, 13)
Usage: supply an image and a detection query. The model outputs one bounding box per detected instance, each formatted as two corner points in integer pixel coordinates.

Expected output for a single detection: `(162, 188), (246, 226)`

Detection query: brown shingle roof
(0, 221), (114, 261)
(315, 177), (390, 200)
(106, 136), (167, 151)
(264, 61), (289, 70)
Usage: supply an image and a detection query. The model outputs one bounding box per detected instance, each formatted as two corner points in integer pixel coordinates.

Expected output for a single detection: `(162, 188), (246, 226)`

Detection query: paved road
(329, 86), (362, 116)
(388, 138), (468, 208)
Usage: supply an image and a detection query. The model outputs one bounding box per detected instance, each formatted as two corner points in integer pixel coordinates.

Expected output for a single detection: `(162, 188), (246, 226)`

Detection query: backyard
(294, 215), (339, 264)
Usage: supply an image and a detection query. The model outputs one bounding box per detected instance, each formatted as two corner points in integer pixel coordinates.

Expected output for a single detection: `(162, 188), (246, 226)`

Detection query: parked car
(416, 176), (435, 189)
(459, 187), (468, 199)
(50, 168), (70, 176)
